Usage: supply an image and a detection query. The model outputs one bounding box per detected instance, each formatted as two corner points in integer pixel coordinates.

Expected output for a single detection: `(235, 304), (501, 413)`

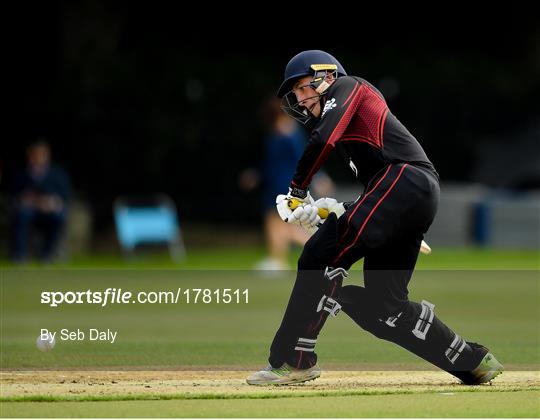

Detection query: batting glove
(314, 197), (347, 218)
(276, 187), (315, 225)
(296, 203), (322, 232)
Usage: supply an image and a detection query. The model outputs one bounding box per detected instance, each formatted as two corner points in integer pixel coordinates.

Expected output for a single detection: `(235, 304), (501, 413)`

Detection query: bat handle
(287, 198), (329, 219)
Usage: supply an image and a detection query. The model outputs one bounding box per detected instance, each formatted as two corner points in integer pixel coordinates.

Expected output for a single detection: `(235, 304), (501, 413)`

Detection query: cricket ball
(36, 334), (56, 352)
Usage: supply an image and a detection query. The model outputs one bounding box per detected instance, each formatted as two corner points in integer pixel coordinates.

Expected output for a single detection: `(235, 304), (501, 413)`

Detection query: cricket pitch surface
(2, 370), (537, 400)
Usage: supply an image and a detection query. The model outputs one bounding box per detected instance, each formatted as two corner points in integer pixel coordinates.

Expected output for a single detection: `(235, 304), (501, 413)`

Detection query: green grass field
(2, 246), (539, 270)
(2, 390), (539, 418)
(1, 247), (539, 417)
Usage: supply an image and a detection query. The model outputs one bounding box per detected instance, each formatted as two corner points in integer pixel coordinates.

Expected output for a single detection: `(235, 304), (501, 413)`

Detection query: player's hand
(276, 188), (314, 225)
(296, 204), (321, 232)
(314, 197), (346, 218)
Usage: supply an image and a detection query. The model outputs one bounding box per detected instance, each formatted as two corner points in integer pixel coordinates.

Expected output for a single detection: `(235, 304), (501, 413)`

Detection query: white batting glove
(296, 204), (321, 231)
(276, 188), (314, 225)
(314, 197), (347, 218)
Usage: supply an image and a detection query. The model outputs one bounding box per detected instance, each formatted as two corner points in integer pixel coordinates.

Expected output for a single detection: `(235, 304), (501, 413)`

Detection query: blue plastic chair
(113, 194), (185, 260)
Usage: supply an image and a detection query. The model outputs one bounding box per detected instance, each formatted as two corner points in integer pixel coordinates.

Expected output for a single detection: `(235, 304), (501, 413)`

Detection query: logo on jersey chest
(322, 98), (337, 117)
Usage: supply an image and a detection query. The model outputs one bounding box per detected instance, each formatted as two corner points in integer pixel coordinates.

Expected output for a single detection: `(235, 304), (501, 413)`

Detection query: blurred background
(2, 4), (539, 265)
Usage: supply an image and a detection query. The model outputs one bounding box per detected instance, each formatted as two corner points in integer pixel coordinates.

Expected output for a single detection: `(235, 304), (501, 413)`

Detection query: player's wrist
(289, 186), (308, 200)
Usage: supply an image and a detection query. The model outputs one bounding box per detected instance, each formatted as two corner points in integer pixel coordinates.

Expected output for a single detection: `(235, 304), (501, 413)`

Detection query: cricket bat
(287, 198), (432, 255)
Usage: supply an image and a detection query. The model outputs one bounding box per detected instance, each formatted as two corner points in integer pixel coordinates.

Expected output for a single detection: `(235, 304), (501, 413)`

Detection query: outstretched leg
(339, 236), (503, 384)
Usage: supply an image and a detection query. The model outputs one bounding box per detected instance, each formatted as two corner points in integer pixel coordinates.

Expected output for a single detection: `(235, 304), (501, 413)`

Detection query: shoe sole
(475, 367), (503, 384)
(246, 371), (321, 386)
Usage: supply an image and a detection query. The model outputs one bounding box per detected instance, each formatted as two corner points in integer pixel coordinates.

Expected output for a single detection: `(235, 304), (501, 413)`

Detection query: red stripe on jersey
(298, 143), (334, 189)
(333, 164), (408, 264)
(340, 135), (381, 150)
(299, 84), (364, 189)
(327, 85), (364, 147)
(339, 164), (393, 242)
(378, 108), (389, 148)
(341, 84), (388, 149)
(342, 81), (360, 108)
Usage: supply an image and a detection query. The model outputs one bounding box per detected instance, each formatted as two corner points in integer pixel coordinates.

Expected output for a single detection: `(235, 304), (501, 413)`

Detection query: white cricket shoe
(246, 363), (321, 385)
(253, 257), (290, 271)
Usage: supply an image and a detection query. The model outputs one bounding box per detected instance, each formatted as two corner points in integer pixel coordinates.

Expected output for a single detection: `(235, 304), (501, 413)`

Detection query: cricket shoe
(246, 363), (321, 385)
(457, 342), (504, 385)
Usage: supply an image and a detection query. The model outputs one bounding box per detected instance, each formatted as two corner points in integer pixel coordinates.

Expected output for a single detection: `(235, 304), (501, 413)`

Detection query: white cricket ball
(36, 333), (56, 352)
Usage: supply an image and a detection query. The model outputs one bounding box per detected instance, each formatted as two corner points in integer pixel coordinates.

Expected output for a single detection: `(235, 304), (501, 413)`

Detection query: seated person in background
(9, 139), (71, 263)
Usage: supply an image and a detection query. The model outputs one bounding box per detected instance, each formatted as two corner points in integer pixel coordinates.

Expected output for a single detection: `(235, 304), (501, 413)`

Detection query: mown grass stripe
(1, 386), (538, 403)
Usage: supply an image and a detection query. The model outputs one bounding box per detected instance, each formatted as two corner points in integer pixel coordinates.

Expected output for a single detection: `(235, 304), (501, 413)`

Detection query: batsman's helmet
(277, 50), (347, 98)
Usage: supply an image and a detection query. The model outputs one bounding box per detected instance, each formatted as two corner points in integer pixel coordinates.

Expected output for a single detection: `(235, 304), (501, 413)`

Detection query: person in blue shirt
(256, 96), (312, 270)
(9, 139), (71, 263)
(239, 96), (334, 270)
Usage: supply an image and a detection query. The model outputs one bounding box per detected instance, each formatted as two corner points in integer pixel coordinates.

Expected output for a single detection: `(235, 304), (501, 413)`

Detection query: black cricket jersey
(291, 76), (438, 191)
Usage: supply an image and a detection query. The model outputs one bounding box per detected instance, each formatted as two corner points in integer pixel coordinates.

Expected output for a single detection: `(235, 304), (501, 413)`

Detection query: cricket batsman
(247, 50), (503, 385)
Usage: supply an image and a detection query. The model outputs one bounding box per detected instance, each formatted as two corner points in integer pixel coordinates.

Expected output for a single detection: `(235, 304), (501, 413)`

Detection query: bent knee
(298, 214), (340, 270)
